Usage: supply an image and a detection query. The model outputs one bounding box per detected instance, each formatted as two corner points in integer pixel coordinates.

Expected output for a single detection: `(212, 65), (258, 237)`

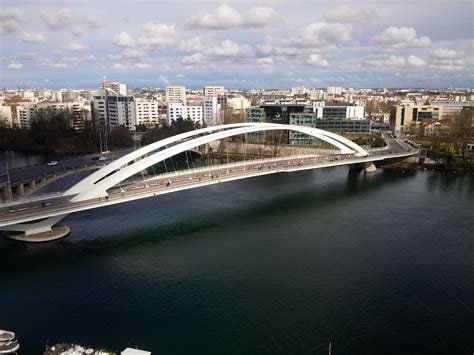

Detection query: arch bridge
(0, 123), (416, 242)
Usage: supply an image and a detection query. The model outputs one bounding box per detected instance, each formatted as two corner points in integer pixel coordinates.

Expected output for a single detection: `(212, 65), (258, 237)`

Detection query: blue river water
(1, 163), (473, 354)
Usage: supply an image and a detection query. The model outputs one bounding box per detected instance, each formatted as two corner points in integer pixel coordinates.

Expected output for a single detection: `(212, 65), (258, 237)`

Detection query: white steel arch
(70, 123), (368, 202)
(66, 123), (257, 196)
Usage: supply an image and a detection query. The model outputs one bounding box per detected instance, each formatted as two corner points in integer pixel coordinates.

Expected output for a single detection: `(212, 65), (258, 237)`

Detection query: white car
(47, 160), (58, 167)
(99, 156), (107, 161)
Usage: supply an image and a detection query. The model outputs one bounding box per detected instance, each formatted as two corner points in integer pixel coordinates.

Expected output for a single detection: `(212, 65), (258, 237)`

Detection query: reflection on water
(1, 166), (473, 355)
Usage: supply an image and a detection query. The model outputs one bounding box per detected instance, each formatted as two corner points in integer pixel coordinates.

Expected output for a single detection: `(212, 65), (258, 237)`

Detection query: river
(1, 156), (473, 354)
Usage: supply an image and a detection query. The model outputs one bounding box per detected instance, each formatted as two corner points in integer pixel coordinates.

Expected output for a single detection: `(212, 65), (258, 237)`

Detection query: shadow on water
(425, 170), (474, 197)
(0, 168), (417, 269)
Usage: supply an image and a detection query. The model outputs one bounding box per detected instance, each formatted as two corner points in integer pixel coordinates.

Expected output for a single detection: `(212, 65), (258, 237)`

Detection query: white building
(53, 90), (64, 103)
(203, 85), (224, 96)
(91, 89), (137, 131)
(227, 97), (251, 111)
(291, 86), (308, 96)
(110, 82), (128, 96)
(21, 90), (35, 100)
(203, 95), (221, 125)
(135, 99), (160, 127)
(165, 86), (186, 103)
(17, 106), (30, 128)
(326, 86), (343, 95)
(167, 102), (203, 124)
(0, 105), (12, 127)
(101, 79), (128, 96)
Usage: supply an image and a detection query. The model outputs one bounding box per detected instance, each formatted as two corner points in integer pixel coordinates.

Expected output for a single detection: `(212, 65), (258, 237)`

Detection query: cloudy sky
(1, 0), (473, 89)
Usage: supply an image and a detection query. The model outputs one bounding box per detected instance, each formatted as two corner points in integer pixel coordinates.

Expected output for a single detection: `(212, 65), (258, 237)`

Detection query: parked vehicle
(47, 160), (58, 167)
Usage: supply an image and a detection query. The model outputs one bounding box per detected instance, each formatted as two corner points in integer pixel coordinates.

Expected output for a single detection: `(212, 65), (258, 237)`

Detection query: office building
(91, 89), (137, 131)
(203, 86), (224, 96)
(101, 79), (128, 96)
(203, 95), (221, 125)
(322, 106), (365, 120)
(165, 86), (186, 103)
(135, 99), (160, 127)
(390, 104), (443, 133)
(167, 102), (203, 124)
(431, 100), (474, 118)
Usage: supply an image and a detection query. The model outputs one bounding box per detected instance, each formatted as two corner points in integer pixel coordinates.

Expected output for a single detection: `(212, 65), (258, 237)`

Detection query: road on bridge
(0, 143), (417, 228)
(0, 149), (133, 186)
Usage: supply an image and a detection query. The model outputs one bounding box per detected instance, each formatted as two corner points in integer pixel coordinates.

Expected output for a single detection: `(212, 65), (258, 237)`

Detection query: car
(99, 156), (107, 161)
(47, 160), (58, 167)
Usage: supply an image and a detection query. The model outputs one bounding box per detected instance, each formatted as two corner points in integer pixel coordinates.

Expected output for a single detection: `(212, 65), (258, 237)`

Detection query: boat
(0, 330), (20, 354)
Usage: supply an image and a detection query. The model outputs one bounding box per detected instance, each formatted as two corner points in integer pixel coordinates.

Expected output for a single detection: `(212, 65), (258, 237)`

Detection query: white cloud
(159, 75), (170, 85)
(430, 48), (465, 59)
(38, 57), (70, 69)
(8, 61), (22, 70)
(41, 9), (73, 30)
(325, 5), (374, 24)
(257, 57), (274, 67)
(187, 4), (242, 30)
(112, 32), (135, 48)
(121, 48), (145, 60)
(307, 54), (329, 67)
(176, 73), (184, 78)
(62, 41), (88, 51)
(187, 4), (279, 30)
(106, 48), (146, 62)
(372, 27), (431, 48)
(181, 52), (206, 64)
(138, 23), (177, 49)
(244, 7), (280, 27)
(113, 63), (127, 70)
(301, 22), (352, 46)
(61, 55), (96, 63)
(21, 32), (46, 44)
(429, 49), (466, 70)
(179, 37), (207, 53)
(407, 55), (427, 67)
(212, 40), (253, 57)
(1, 8), (24, 35)
(134, 63), (149, 69)
(364, 54), (427, 67)
(20, 52), (39, 61)
(256, 44), (273, 56)
(40, 8), (102, 33)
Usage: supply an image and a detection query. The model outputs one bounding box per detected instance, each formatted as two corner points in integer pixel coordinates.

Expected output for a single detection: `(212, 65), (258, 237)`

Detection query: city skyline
(1, 0), (473, 89)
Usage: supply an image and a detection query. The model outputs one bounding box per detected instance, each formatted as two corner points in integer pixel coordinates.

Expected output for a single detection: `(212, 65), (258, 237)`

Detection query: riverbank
(383, 159), (474, 174)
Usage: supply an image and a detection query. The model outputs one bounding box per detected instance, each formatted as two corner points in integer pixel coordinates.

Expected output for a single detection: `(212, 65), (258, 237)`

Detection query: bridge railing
(0, 190), (67, 208)
(111, 153), (355, 189)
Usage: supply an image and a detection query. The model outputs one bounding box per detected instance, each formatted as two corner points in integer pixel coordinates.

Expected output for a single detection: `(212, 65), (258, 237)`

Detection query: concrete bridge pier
(2, 214), (70, 242)
(364, 162), (377, 173)
(348, 161), (377, 173)
(2, 183), (13, 202)
(16, 183), (25, 197)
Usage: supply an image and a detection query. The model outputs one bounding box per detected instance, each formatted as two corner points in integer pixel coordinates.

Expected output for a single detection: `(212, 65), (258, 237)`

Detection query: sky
(0, 0), (473, 89)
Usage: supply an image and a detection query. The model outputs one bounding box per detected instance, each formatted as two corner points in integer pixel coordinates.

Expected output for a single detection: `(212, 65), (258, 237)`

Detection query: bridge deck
(0, 147), (417, 228)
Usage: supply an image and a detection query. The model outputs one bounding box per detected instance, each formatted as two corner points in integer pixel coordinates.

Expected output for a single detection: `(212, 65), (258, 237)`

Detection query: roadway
(0, 145), (418, 228)
(0, 149), (133, 186)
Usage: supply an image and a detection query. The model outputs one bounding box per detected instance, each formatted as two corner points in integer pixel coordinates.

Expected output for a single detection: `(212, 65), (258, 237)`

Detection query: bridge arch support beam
(71, 123), (369, 202)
